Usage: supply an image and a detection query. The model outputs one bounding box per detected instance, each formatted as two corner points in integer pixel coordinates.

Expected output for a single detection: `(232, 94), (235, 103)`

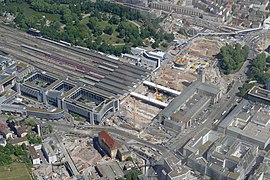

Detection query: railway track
(0, 25), (150, 96)
(0, 28), (114, 76)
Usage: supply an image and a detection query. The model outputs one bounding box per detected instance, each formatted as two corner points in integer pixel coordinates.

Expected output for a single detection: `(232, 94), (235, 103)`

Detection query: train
(28, 28), (41, 37)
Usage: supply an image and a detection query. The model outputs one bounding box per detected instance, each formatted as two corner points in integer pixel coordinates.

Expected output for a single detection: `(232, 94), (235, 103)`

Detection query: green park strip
(0, 163), (32, 180)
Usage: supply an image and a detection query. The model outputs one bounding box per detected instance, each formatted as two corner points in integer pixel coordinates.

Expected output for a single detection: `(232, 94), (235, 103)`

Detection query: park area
(5, 3), (61, 22)
(0, 0), (174, 56)
(0, 163), (32, 180)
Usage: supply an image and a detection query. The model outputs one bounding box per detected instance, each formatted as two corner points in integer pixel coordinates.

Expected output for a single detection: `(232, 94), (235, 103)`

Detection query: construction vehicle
(201, 61), (207, 65)
(155, 82), (163, 101)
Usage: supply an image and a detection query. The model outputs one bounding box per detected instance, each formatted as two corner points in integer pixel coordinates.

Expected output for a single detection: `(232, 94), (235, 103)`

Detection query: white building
(0, 135), (6, 147)
(42, 142), (57, 164)
(28, 145), (40, 165)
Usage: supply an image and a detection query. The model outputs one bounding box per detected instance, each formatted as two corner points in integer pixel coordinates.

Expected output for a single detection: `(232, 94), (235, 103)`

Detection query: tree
(117, 178), (125, 180)
(87, 17), (98, 29)
(250, 53), (269, 83)
(1, 0), (163, 57)
(48, 125), (53, 133)
(118, 29), (125, 38)
(266, 56), (270, 63)
(24, 119), (37, 127)
(0, 152), (12, 165)
(109, 15), (120, 25)
(126, 156), (133, 161)
(0, 143), (30, 165)
(217, 44), (249, 74)
(93, 25), (103, 36)
(26, 134), (42, 145)
(252, 53), (266, 71)
(164, 32), (174, 42)
(238, 82), (255, 97)
(267, 3), (270, 10)
(151, 42), (159, 49)
(161, 42), (168, 48)
(125, 169), (140, 180)
(178, 27), (187, 36)
(103, 26), (113, 35)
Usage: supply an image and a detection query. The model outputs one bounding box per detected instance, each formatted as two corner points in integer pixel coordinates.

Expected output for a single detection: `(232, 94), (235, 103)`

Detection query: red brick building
(98, 130), (120, 158)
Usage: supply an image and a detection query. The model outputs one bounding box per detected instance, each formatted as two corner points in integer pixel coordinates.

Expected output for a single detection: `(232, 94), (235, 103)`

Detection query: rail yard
(0, 25), (150, 97)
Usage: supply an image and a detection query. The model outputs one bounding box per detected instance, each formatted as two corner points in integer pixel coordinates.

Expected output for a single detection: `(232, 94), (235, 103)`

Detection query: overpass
(143, 81), (181, 96)
(0, 104), (26, 113)
(130, 92), (168, 108)
(52, 161), (75, 177)
(54, 134), (79, 176)
(176, 27), (263, 48)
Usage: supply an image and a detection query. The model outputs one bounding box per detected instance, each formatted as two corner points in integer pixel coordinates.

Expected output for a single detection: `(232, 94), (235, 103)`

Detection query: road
(1, 9), (268, 170)
(245, 29), (270, 59)
(40, 120), (168, 154)
(54, 133), (80, 177)
(160, 32), (256, 153)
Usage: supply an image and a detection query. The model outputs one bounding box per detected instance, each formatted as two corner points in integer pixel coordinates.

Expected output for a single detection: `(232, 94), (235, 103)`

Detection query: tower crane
(133, 98), (140, 128)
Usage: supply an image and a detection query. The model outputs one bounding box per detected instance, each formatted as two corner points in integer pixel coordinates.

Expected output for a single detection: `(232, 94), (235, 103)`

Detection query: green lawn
(0, 163), (32, 180)
(80, 17), (123, 43)
(101, 34), (124, 44)
(97, 20), (111, 29)
(80, 16), (89, 26)
(6, 3), (61, 22)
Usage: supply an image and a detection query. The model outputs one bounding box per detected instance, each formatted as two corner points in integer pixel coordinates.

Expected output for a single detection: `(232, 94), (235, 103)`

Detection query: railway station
(21, 43), (150, 97)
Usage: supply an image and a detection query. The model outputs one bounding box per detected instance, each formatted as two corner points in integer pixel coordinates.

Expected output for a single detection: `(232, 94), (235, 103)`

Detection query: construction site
(172, 56), (210, 73)
(187, 38), (223, 58)
(156, 68), (197, 91)
(64, 136), (102, 171)
(110, 62), (198, 133)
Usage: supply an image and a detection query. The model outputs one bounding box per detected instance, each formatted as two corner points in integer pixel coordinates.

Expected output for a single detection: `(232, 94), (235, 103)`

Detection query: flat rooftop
(249, 86), (270, 101)
(0, 55), (12, 68)
(242, 122), (270, 143)
(165, 156), (190, 178)
(28, 145), (39, 159)
(42, 142), (55, 157)
(67, 87), (107, 108)
(25, 72), (58, 89)
(96, 160), (124, 179)
(251, 111), (270, 126)
(53, 81), (75, 93)
(160, 80), (220, 118)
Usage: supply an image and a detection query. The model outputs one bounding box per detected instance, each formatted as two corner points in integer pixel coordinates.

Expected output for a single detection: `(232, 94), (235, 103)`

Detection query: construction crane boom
(155, 81), (163, 101)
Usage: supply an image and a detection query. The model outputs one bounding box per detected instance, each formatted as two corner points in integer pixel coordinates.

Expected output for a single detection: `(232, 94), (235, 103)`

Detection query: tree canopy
(1, 0), (174, 55)
(0, 143), (30, 165)
(217, 43), (249, 74)
(250, 53), (270, 83)
(238, 53), (270, 97)
(125, 169), (141, 180)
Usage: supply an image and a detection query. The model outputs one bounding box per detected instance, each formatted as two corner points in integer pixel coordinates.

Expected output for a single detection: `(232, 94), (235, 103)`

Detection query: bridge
(0, 104), (26, 113)
(52, 161), (75, 177)
(143, 81), (181, 96)
(130, 92), (168, 108)
(176, 27), (263, 48)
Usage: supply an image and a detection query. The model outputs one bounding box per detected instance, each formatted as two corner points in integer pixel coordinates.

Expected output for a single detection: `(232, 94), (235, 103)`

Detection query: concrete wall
(27, 110), (64, 120)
